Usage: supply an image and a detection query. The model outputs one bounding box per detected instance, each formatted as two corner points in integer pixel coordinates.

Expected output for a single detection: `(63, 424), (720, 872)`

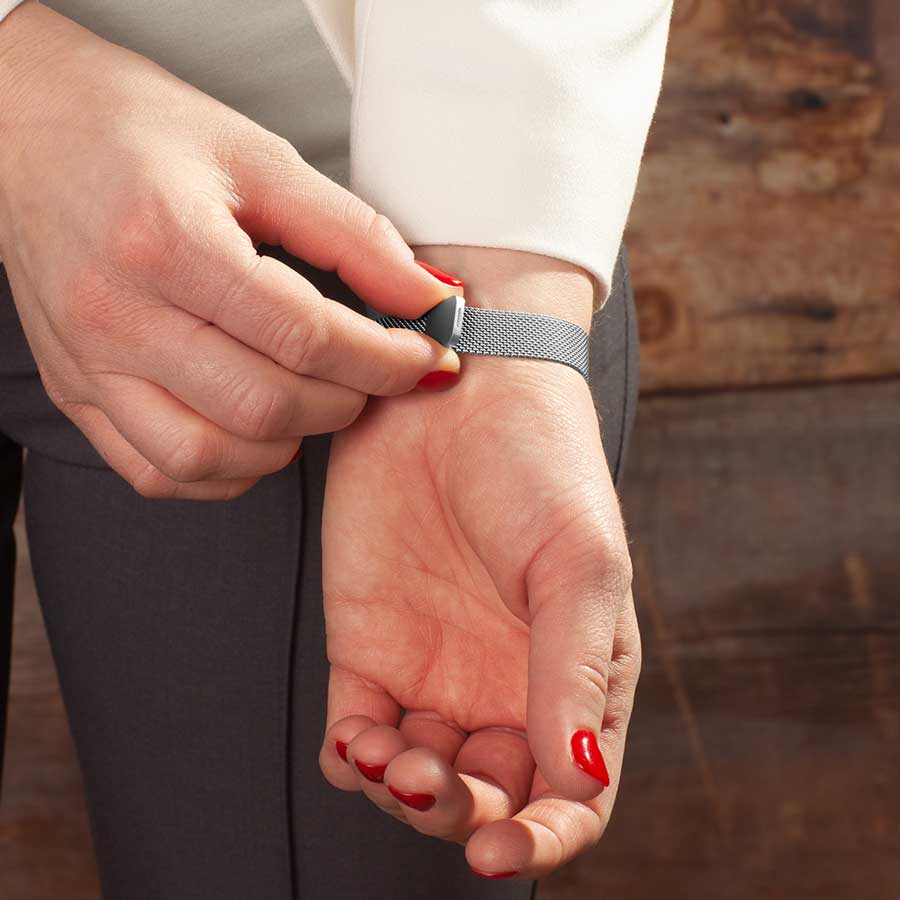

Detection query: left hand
(318, 248), (640, 879)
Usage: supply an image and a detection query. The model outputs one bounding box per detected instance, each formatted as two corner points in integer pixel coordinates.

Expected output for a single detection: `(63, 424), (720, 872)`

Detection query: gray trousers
(0, 246), (638, 900)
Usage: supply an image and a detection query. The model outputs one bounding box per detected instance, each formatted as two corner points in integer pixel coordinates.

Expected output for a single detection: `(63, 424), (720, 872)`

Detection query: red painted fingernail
(471, 868), (518, 879)
(571, 729), (610, 786)
(355, 760), (387, 783)
(414, 259), (465, 287)
(335, 740), (348, 762)
(415, 370), (460, 391)
(388, 785), (437, 811)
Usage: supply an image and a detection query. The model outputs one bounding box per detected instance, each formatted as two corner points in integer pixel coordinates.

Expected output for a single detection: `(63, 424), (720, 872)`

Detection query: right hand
(0, 1), (459, 499)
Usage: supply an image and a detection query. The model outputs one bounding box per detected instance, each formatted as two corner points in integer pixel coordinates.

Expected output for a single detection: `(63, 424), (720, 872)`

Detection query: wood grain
(544, 378), (900, 900)
(628, 0), (900, 392)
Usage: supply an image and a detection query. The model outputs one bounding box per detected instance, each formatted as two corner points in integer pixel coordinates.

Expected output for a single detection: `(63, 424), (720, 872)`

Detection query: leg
(0, 435), (23, 787)
(23, 453), (304, 899)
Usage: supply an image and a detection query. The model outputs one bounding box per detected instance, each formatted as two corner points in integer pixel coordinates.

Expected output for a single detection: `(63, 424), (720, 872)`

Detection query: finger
(63, 400), (262, 500)
(126, 306), (369, 440)
(345, 723), (410, 813)
(144, 218), (460, 396)
(383, 728), (534, 842)
(466, 596), (642, 880)
(229, 139), (461, 319)
(466, 796), (601, 881)
(524, 500), (633, 801)
(91, 372), (299, 481)
(319, 666), (401, 791)
(319, 714), (380, 792)
(209, 253), (460, 395)
(397, 709), (467, 762)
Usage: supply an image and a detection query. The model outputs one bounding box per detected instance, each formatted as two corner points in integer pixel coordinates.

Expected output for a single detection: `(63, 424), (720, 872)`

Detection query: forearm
(410, 245), (595, 334)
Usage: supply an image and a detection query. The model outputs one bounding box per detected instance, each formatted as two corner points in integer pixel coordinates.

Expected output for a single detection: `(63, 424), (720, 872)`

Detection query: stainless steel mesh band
(373, 306), (590, 380)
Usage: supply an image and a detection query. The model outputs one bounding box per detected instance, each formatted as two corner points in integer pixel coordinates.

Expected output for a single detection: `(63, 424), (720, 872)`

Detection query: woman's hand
(319, 247), (640, 879)
(0, 2), (457, 499)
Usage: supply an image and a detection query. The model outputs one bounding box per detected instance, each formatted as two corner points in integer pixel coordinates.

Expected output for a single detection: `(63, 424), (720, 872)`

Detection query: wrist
(0, 3), (84, 238)
(410, 245), (594, 333)
(0, 2), (63, 118)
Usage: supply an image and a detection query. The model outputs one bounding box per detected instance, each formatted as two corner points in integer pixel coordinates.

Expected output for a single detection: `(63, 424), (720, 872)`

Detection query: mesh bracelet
(365, 295), (590, 381)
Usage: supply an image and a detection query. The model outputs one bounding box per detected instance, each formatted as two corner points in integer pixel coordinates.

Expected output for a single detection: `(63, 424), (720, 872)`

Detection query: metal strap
(373, 305), (590, 380)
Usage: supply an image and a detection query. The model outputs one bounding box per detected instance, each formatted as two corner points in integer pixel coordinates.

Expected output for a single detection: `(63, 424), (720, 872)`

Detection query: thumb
(232, 140), (459, 318)
(524, 534), (632, 802)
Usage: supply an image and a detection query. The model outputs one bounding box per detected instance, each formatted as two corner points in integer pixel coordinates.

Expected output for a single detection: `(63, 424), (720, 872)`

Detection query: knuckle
(630, 642), (644, 681)
(212, 478), (257, 501)
(362, 209), (404, 251)
(130, 465), (179, 500)
(159, 431), (218, 483)
(40, 371), (79, 413)
(336, 196), (403, 256)
(230, 380), (295, 441)
(574, 660), (611, 699)
(266, 306), (328, 374)
(266, 133), (303, 170)
(339, 192), (377, 234)
(332, 392), (368, 432)
(62, 265), (123, 336)
(603, 545), (633, 597)
(363, 355), (404, 398)
(211, 251), (262, 321)
(106, 195), (175, 278)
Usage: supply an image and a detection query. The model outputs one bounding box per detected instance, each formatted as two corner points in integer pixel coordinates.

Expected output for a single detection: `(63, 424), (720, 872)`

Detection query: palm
(324, 387), (524, 731)
(323, 361), (604, 733)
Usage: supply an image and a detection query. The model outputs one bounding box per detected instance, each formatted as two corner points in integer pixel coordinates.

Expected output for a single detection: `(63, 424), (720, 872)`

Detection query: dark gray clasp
(421, 294), (465, 348)
(364, 294), (466, 349)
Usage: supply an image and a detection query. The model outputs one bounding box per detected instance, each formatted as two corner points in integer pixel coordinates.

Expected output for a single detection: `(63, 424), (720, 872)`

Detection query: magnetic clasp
(364, 295), (465, 349)
(422, 295), (465, 348)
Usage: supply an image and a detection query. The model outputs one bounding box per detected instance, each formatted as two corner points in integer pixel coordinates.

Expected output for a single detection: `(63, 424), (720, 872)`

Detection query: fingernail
(471, 868), (518, 879)
(355, 760), (387, 783)
(571, 729), (610, 786)
(335, 740), (348, 762)
(414, 258), (465, 287)
(415, 369), (460, 392)
(388, 785), (437, 811)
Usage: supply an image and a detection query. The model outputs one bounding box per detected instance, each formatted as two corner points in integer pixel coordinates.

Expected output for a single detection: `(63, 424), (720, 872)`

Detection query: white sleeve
(344, 0), (672, 309)
(0, 0), (26, 23)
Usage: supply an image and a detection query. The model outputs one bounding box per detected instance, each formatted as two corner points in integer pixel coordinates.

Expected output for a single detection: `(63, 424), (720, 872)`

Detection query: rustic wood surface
(629, 0), (900, 392)
(543, 378), (900, 900)
(3, 377), (898, 899)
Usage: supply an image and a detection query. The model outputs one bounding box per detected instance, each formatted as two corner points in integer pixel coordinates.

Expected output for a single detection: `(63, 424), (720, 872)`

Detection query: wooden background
(2, 1), (899, 897)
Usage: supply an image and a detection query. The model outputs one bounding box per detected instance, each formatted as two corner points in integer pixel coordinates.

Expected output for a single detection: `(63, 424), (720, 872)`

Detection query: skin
(320, 246), (640, 879)
(0, 1), (459, 500)
(0, 1), (641, 880)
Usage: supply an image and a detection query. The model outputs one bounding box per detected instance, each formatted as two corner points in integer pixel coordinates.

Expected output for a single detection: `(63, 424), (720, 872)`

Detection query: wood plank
(628, 0), (900, 392)
(544, 377), (900, 899)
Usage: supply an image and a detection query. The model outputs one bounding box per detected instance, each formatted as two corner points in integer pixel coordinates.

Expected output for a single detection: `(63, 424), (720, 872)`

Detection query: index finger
(143, 209), (461, 395)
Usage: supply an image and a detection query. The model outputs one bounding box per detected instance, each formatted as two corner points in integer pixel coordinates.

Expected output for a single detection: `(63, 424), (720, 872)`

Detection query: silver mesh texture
(374, 307), (589, 379)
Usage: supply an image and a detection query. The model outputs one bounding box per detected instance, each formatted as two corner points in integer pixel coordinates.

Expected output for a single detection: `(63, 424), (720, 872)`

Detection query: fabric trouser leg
(0, 435), (23, 788)
(0, 246), (637, 900)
